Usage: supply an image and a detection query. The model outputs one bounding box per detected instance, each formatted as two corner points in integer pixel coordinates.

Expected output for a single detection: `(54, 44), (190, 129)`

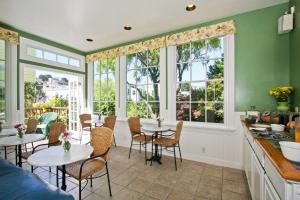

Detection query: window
(93, 58), (116, 115)
(126, 49), (160, 119)
(0, 40), (5, 121)
(26, 46), (81, 68)
(176, 37), (224, 123)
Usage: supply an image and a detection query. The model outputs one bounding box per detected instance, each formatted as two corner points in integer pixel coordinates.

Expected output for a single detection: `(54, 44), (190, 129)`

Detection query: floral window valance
(0, 27), (19, 44)
(86, 20), (236, 63)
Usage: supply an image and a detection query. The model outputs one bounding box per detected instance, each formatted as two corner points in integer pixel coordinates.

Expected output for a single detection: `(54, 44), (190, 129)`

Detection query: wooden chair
(58, 127), (113, 200)
(25, 118), (38, 150)
(22, 122), (66, 172)
(128, 117), (152, 164)
(103, 116), (117, 147)
(79, 114), (92, 144)
(152, 121), (183, 170)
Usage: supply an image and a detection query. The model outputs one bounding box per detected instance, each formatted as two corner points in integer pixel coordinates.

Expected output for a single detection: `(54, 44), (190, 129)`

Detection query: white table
(0, 134), (45, 167)
(28, 144), (93, 191)
(0, 128), (17, 137)
(84, 119), (103, 127)
(142, 125), (171, 164)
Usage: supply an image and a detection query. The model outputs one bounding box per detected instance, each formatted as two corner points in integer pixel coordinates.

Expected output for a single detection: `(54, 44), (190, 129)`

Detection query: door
(69, 76), (83, 132)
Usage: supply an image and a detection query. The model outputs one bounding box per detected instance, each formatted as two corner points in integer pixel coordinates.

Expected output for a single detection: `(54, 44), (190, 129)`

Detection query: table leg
(15, 146), (17, 165)
(4, 146), (7, 160)
(17, 144), (22, 167)
(147, 131), (162, 165)
(61, 165), (67, 191)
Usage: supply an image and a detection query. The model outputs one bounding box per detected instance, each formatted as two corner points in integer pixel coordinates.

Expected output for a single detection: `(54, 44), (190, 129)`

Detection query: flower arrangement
(269, 86), (293, 102)
(60, 131), (72, 152)
(156, 117), (163, 127)
(14, 123), (25, 138)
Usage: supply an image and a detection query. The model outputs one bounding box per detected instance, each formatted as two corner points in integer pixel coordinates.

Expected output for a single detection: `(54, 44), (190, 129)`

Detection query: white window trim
(20, 37), (85, 72)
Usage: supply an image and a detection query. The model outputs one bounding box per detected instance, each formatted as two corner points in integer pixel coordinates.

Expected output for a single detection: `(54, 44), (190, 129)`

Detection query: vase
(63, 141), (71, 152)
(158, 121), (161, 128)
(17, 131), (23, 138)
(277, 101), (289, 112)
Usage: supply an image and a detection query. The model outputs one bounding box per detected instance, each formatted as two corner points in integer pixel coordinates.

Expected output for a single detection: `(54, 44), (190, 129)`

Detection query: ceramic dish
(271, 124), (285, 132)
(251, 124), (271, 128)
(279, 141), (300, 163)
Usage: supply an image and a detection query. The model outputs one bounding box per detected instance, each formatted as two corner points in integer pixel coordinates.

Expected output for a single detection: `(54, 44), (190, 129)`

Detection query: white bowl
(271, 124), (285, 132)
(279, 141), (300, 163)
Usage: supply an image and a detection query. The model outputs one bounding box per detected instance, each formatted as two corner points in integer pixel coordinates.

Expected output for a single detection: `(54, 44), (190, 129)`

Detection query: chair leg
(139, 142), (141, 153)
(79, 180), (82, 200)
(49, 167), (51, 172)
(144, 143), (147, 165)
(113, 135), (117, 148)
(151, 141), (153, 166)
(90, 175), (93, 187)
(178, 143), (182, 162)
(128, 139), (133, 159)
(31, 166), (34, 173)
(79, 131), (83, 144)
(173, 145), (177, 171)
(106, 163), (112, 196)
(56, 167), (59, 187)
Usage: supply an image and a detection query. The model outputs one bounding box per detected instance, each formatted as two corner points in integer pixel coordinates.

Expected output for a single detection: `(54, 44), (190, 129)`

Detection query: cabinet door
(264, 175), (280, 200)
(252, 154), (264, 200)
(244, 137), (252, 193)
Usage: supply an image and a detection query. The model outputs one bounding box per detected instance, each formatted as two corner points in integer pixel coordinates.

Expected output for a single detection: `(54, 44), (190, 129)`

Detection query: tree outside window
(126, 49), (160, 119)
(93, 58), (116, 115)
(176, 37), (224, 123)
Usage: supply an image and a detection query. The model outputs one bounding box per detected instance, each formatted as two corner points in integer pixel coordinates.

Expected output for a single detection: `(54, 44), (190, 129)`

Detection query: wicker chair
(24, 118), (38, 150)
(79, 114), (92, 144)
(103, 116), (117, 147)
(128, 117), (152, 164)
(152, 121), (183, 170)
(58, 127), (113, 200)
(22, 122), (66, 172)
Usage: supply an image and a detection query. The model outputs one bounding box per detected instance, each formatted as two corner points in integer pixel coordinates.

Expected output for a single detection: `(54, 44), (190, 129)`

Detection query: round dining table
(84, 118), (103, 128)
(142, 125), (171, 165)
(0, 129), (17, 159)
(0, 134), (45, 167)
(28, 144), (93, 191)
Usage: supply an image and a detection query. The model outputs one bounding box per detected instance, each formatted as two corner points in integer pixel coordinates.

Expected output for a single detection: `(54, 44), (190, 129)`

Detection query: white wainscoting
(113, 112), (244, 169)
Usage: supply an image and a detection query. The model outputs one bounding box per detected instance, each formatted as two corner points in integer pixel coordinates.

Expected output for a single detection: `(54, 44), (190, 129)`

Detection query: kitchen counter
(242, 121), (300, 182)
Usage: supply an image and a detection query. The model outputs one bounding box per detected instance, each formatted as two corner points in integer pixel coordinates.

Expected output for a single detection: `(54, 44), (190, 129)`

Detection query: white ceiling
(0, 0), (288, 52)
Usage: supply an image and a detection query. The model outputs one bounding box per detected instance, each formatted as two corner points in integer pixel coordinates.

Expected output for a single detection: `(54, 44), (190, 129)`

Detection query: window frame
(0, 40), (6, 121)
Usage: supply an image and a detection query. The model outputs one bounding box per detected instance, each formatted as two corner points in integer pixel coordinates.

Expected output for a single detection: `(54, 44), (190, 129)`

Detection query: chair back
(38, 112), (57, 124)
(91, 127), (113, 161)
(79, 114), (91, 130)
(48, 122), (66, 146)
(174, 121), (183, 143)
(26, 118), (38, 134)
(103, 116), (117, 131)
(128, 117), (141, 137)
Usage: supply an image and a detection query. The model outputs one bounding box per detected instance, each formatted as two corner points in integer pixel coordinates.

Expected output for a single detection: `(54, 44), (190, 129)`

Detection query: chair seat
(21, 151), (33, 159)
(154, 137), (177, 147)
(133, 134), (152, 143)
(61, 159), (105, 180)
(82, 127), (91, 132)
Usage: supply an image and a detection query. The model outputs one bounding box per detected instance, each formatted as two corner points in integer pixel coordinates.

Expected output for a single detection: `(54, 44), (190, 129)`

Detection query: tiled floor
(1, 145), (251, 200)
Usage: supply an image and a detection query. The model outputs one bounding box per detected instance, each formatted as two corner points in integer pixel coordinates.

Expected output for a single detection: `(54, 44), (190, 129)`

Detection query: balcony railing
(25, 107), (69, 124)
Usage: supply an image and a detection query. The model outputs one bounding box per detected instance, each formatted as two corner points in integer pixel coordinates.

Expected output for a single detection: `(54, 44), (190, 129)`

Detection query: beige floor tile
(222, 191), (250, 200)
(222, 180), (249, 195)
(84, 193), (109, 200)
(146, 182), (172, 200)
(199, 175), (222, 188)
(127, 177), (152, 193)
(166, 190), (194, 200)
(196, 183), (222, 200)
(112, 188), (143, 200)
(94, 182), (123, 198)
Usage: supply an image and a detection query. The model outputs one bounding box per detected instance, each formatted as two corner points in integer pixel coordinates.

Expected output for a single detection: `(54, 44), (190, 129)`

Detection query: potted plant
(269, 86), (293, 112)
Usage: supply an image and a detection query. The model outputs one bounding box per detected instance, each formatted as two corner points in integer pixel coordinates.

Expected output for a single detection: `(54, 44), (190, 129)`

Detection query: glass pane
(107, 58), (116, 73)
(147, 84), (160, 101)
(176, 83), (190, 101)
(100, 74), (107, 101)
(191, 62), (206, 81)
(176, 43), (190, 63)
(206, 37), (224, 59)
(148, 49), (159, 66)
(0, 61), (5, 81)
(127, 70), (136, 85)
(44, 51), (56, 61)
(107, 73), (115, 102)
(148, 102), (160, 119)
(207, 59), (224, 80)
(207, 81), (224, 101)
(27, 47), (43, 59)
(93, 101), (100, 113)
(177, 63), (190, 82)
(147, 66), (160, 84)
(191, 40), (206, 61)
(94, 61), (101, 74)
(191, 82), (206, 101)
(207, 103), (224, 123)
(127, 84), (136, 101)
(93, 76), (100, 101)
(191, 103), (205, 122)
(136, 68), (147, 85)
(69, 58), (80, 67)
(136, 85), (147, 101)
(57, 55), (68, 64)
(127, 101), (147, 118)
(127, 54), (136, 70)
(176, 103), (190, 121)
(136, 52), (147, 68)
(0, 40), (4, 60)
(107, 101), (116, 115)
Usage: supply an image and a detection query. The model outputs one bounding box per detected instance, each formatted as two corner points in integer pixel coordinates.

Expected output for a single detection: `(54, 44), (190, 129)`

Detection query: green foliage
(33, 94), (68, 108)
(24, 81), (46, 107)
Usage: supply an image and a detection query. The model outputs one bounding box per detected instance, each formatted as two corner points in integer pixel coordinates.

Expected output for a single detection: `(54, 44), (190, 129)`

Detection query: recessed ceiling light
(86, 38), (93, 42)
(124, 26), (132, 31)
(186, 4), (196, 11)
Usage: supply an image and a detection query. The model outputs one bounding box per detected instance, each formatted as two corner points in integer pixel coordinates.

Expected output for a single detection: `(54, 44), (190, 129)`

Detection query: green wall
(290, 0), (300, 107)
